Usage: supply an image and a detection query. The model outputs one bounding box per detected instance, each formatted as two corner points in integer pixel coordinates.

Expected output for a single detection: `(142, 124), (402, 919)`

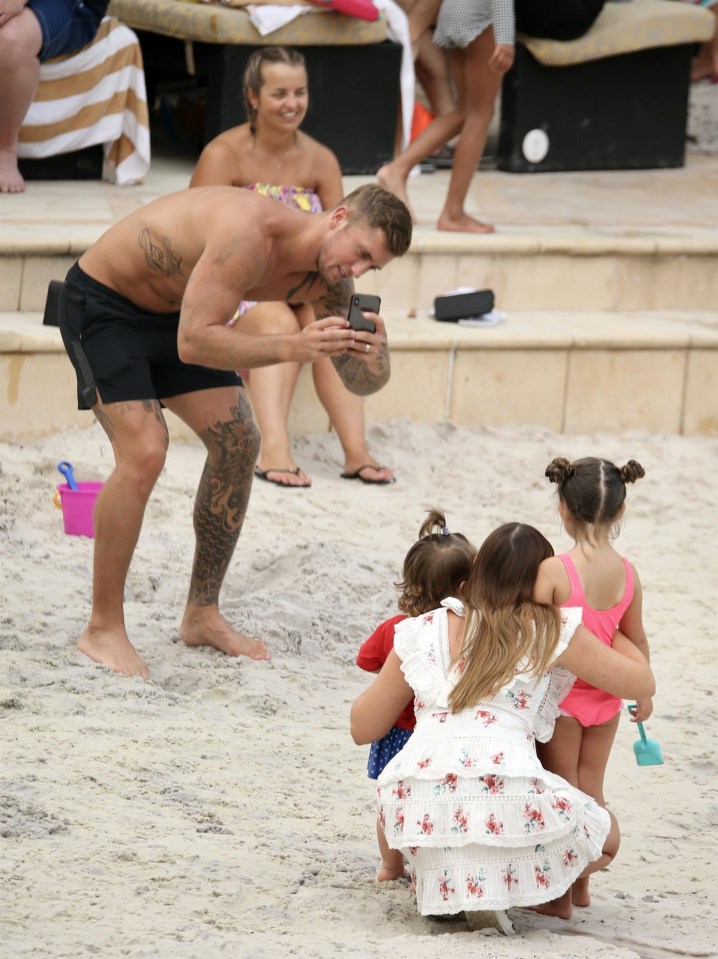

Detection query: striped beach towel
(17, 17), (150, 185)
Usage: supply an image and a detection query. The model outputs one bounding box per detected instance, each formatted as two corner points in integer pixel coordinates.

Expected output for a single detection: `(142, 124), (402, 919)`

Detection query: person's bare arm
(314, 145), (344, 211)
(178, 231), (356, 370)
(618, 569), (653, 721)
(533, 557), (559, 605)
(350, 650), (414, 744)
(313, 281), (391, 395)
(189, 139), (236, 188)
(556, 626), (655, 701)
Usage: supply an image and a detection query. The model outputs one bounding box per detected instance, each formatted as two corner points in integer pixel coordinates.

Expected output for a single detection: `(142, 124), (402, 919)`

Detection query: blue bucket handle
(57, 460), (79, 491)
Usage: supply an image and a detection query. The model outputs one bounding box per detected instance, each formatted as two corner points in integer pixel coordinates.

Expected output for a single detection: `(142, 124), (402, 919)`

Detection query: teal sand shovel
(628, 704), (664, 766)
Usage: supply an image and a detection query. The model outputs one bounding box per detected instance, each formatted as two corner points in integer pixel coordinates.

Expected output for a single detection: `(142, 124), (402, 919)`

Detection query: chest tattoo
(285, 271), (320, 302)
(139, 228), (183, 277)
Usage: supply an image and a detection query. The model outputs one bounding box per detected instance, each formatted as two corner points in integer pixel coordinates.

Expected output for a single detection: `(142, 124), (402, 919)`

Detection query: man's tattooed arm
(332, 345), (390, 395)
(315, 279), (390, 396)
(312, 278), (353, 321)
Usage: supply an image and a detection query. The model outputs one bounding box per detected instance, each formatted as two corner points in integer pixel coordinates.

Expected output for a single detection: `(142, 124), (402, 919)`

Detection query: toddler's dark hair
(395, 508), (476, 617)
(545, 456), (645, 527)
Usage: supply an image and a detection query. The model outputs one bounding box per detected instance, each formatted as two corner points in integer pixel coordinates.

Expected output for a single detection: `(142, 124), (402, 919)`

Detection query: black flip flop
(340, 465), (395, 486)
(254, 467), (311, 488)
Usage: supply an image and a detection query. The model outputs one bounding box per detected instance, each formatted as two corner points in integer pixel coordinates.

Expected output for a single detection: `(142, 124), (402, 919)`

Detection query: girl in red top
(357, 508), (476, 881)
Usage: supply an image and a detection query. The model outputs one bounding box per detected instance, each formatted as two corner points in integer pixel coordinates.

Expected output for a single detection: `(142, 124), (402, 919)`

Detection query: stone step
(2, 308), (716, 441)
(3, 226), (718, 314)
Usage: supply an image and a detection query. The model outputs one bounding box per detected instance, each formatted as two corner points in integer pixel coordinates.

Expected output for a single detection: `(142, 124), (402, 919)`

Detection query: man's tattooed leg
(188, 393), (260, 607)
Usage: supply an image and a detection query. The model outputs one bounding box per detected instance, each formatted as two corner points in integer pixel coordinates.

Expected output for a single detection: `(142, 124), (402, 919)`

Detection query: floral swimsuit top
(235, 184), (323, 319)
(244, 182), (322, 214)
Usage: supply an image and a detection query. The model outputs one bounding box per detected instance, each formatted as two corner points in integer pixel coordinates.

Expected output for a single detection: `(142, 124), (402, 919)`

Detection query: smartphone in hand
(347, 294), (381, 333)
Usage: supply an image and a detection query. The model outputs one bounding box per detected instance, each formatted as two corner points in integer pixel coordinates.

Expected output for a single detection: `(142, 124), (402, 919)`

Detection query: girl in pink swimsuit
(532, 456), (652, 918)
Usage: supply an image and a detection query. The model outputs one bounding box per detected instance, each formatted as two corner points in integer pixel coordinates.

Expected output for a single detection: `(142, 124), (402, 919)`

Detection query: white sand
(1, 420), (716, 959)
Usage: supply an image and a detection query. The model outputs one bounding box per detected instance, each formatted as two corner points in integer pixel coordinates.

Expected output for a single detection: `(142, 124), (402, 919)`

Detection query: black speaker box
(498, 42), (694, 173)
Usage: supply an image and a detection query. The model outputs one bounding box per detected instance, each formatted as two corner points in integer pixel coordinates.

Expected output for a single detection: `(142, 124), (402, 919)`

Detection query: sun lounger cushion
(107, 0), (388, 45)
(521, 0), (714, 67)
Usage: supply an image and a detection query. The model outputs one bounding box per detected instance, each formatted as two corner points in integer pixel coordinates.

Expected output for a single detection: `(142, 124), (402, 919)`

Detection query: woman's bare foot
(180, 605), (271, 660)
(0, 149), (26, 193)
(377, 163), (416, 223)
(343, 461), (394, 484)
(77, 625), (150, 680)
(525, 890), (573, 920)
(572, 877), (591, 907)
(437, 211), (495, 234)
(255, 464), (311, 487)
(690, 43), (718, 83)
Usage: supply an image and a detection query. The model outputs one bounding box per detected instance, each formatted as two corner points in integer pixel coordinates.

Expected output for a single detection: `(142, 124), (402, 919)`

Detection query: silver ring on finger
(365, 343), (370, 353)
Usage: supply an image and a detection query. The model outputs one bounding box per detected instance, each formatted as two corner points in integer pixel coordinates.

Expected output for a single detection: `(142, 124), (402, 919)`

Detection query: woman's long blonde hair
(449, 523), (561, 713)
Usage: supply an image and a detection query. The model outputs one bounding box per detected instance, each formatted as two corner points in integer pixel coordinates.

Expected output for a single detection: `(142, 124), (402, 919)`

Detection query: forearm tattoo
(332, 348), (390, 396)
(313, 279), (352, 320)
(189, 394), (261, 607)
(138, 228), (183, 277)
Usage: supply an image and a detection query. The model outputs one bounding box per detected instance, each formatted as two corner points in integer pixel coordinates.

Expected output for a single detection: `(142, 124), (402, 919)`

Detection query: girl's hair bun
(620, 460), (645, 484)
(545, 457), (575, 485)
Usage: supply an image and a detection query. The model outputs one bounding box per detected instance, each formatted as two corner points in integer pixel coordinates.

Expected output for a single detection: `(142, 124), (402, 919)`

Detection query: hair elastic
(441, 526), (450, 535)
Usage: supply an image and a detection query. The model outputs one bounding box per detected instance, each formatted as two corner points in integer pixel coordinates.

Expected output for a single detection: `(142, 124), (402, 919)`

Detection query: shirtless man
(58, 183), (412, 679)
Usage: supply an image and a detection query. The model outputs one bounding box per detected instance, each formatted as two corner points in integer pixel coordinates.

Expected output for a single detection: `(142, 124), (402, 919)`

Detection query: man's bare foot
(437, 211), (495, 234)
(377, 164), (417, 223)
(525, 890), (572, 920)
(180, 605), (271, 660)
(572, 877), (591, 907)
(0, 149), (26, 193)
(78, 625), (150, 680)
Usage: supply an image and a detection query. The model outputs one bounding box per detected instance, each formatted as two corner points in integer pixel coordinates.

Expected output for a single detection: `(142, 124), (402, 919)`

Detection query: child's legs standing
(376, 818), (408, 881)
(538, 711), (620, 908)
(536, 714), (582, 784)
(437, 27), (502, 233)
(576, 711), (620, 807)
(368, 727), (412, 881)
(571, 711), (620, 905)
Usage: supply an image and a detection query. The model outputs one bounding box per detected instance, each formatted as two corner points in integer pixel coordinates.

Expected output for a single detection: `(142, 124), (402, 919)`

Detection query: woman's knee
(240, 302), (300, 336)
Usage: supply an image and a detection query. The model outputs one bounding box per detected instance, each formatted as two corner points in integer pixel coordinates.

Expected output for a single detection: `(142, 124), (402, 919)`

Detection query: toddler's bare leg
(376, 817), (408, 881)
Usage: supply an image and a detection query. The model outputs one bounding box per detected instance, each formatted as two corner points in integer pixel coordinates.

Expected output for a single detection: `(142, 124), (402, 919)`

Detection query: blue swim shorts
(27, 0), (109, 63)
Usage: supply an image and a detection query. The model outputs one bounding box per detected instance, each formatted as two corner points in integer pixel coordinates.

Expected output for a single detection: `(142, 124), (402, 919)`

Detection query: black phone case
(348, 294), (380, 333)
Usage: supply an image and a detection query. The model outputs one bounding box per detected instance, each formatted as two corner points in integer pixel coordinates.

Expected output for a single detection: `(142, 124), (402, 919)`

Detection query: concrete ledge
(2, 310), (716, 440)
(4, 225), (718, 258)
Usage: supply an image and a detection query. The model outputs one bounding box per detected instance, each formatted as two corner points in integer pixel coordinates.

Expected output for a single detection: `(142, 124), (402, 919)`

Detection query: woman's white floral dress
(377, 599), (610, 916)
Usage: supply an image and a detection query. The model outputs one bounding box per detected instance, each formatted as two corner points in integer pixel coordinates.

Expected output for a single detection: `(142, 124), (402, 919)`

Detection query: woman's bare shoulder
(298, 132), (341, 173)
(192, 125), (253, 186)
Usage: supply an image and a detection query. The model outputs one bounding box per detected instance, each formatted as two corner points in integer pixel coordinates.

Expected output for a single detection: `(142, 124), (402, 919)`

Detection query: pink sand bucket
(54, 481), (103, 538)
